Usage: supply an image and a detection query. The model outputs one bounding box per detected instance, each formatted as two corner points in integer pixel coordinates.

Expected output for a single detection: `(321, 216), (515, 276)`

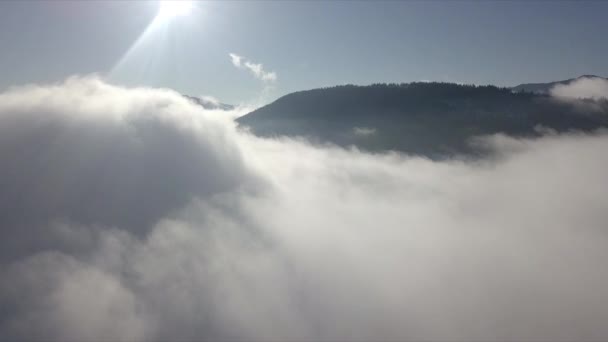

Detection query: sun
(157, 1), (194, 20)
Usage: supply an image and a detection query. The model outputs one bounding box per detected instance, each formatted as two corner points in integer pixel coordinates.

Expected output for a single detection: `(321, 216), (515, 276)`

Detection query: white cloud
(229, 53), (277, 82)
(550, 76), (608, 100)
(199, 95), (220, 105)
(229, 53), (242, 68)
(1, 77), (608, 341)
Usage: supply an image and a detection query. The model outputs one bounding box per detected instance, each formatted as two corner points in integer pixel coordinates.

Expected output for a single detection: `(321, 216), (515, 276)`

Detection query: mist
(551, 76), (608, 100)
(1, 77), (608, 341)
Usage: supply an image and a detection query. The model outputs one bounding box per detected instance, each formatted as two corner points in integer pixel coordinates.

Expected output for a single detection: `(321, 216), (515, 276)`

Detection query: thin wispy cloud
(229, 53), (277, 82)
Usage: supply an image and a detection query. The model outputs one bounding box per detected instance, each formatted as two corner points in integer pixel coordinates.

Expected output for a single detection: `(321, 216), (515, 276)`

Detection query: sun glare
(157, 1), (194, 20)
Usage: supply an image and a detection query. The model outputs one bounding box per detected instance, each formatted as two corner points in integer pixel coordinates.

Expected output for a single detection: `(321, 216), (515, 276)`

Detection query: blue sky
(0, 1), (607, 104)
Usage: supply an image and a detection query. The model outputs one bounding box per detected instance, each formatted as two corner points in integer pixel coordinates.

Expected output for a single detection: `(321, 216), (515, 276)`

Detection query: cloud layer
(229, 53), (277, 82)
(550, 76), (608, 100)
(1, 77), (608, 341)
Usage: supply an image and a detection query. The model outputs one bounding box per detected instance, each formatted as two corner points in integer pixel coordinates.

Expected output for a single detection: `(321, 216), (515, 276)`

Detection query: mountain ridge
(237, 80), (608, 158)
(511, 74), (607, 94)
(184, 95), (235, 111)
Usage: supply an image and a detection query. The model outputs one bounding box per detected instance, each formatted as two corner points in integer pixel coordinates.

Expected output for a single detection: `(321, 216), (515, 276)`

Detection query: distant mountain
(511, 75), (607, 94)
(184, 95), (235, 111)
(237, 82), (608, 158)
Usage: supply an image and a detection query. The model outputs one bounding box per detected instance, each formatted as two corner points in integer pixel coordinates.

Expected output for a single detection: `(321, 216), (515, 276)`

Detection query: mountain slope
(184, 95), (234, 111)
(511, 75), (607, 94)
(238, 82), (608, 158)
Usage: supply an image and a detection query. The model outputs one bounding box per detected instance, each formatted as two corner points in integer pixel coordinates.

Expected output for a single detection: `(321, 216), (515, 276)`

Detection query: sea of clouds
(1, 76), (608, 341)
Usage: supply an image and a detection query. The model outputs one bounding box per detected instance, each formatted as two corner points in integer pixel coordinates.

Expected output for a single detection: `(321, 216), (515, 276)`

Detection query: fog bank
(1, 77), (608, 341)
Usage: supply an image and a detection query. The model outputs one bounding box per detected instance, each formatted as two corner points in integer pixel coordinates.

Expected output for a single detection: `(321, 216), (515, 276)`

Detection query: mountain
(237, 82), (608, 158)
(511, 75), (607, 94)
(184, 95), (235, 111)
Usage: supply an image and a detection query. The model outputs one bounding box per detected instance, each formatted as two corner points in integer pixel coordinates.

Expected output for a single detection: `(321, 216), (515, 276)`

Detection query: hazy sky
(1, 1), (607, 104)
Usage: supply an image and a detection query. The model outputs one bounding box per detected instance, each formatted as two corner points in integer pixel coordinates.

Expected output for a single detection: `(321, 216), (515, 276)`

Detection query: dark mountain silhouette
(511, 75), (607, 94)
(184, 95), (234, 111)
(237, 82), (608, 158)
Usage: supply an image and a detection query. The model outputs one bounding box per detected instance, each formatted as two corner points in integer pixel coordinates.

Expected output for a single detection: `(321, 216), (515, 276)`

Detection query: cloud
(353, 126), (377, 136)
(0, 76), (255, 261)
(229, 53), (277, 82)
(1, 77), (608, 341)
(199, 95), (220, 105)
(550, 76), (608, 100)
